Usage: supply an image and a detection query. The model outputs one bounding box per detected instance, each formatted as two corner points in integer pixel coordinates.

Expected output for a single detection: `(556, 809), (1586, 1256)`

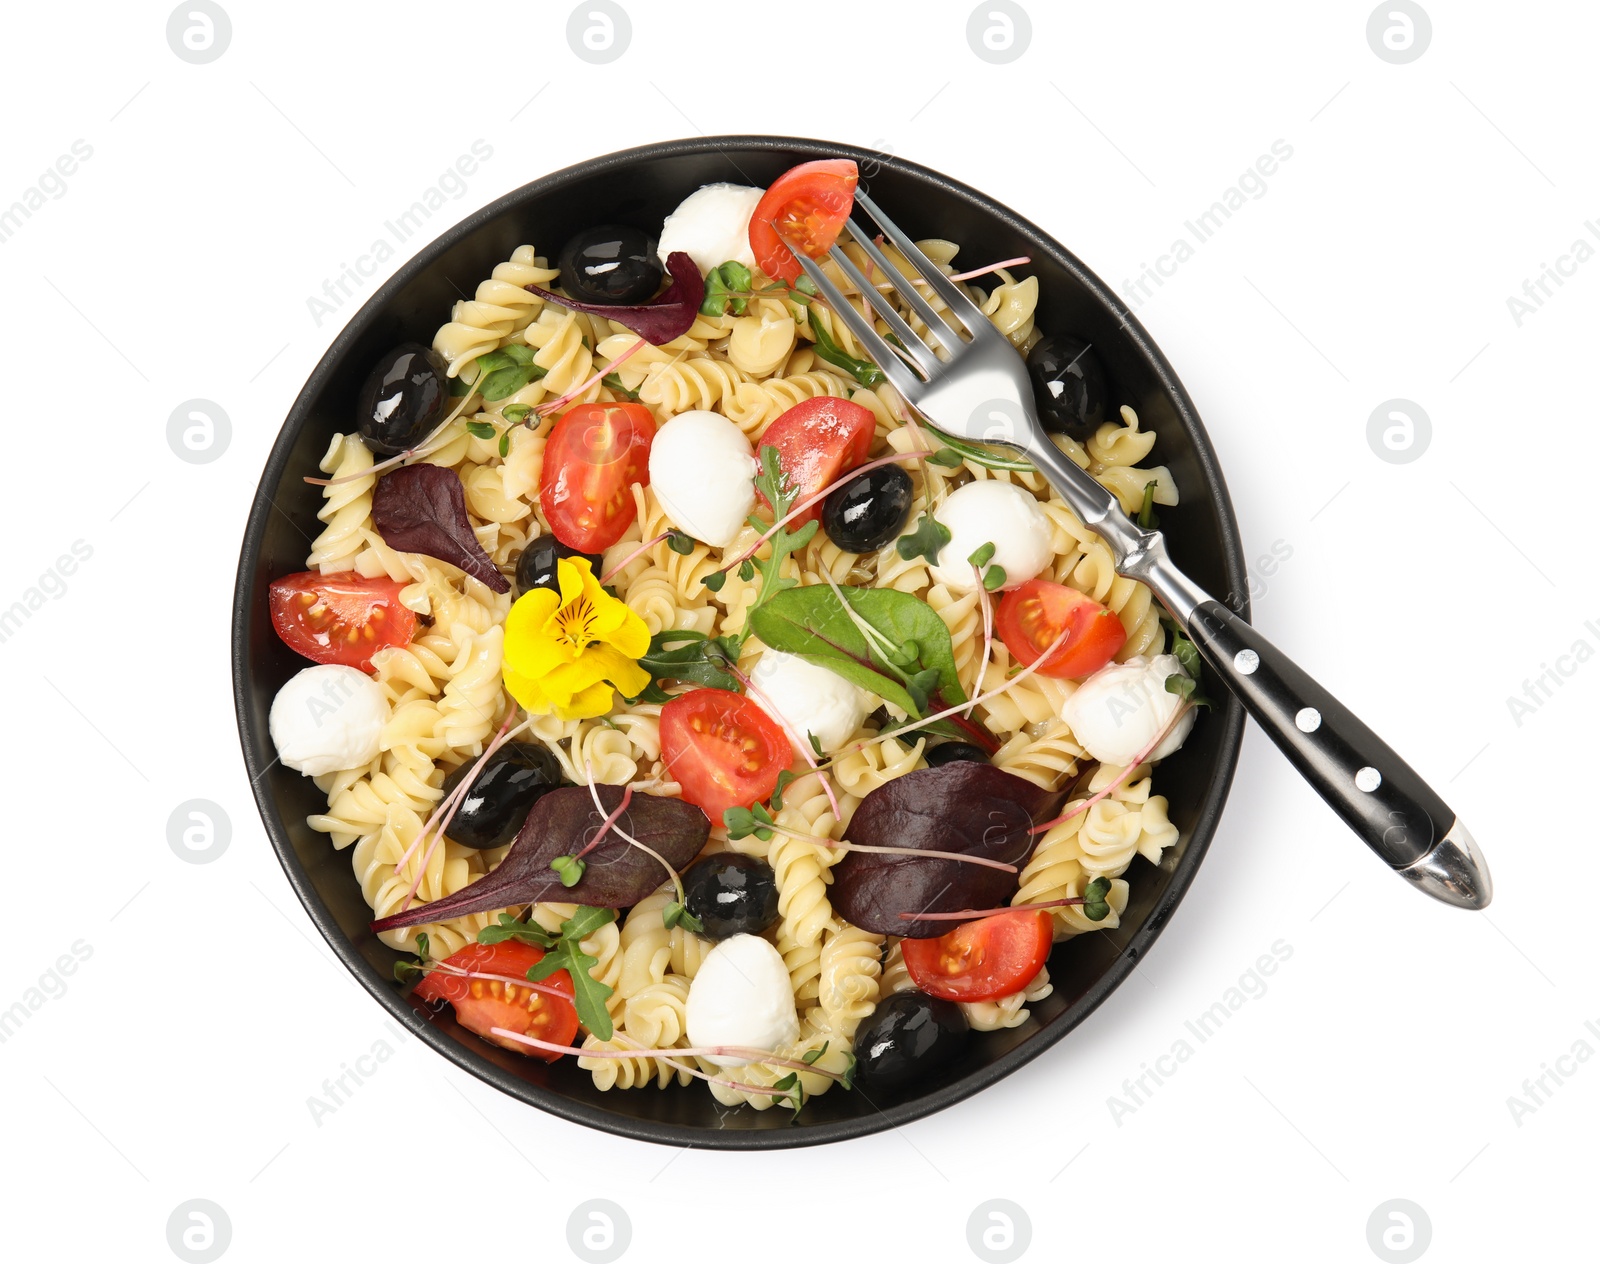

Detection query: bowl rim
(232, 133), (1249, 1150)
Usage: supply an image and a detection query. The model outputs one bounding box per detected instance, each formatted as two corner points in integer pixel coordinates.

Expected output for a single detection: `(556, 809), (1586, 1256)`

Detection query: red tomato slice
(660, 688), (790, 821)
(900, 910), (1053, 1003)
(996, 580), (1127, 680)
(413, 941), (578, 1060)
(539, 402), (655, 552)
(749, 159), (859, 283)
(756, 396), (877, 524)
(268, 571), (416, 672)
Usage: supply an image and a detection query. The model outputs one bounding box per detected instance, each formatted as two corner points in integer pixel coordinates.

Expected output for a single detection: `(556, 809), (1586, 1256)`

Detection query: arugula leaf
(601, 373), (641, 401)
(465, 419), (496, 441)
(475, 344), (547, 401)
(921, 425), (1035, 472)
(746, 585), (972, 736)
(725, 446), (820, 649)
(807, 307), (884, 387)
(1137, 479), (1159, 529)
(524, 906), (618, 1039)
(1161, 619), (1215, 710)
(477, 913), (557, 948)
(701, 261), (754, 317)
(625, 629), (742, 700)
(662, 901), (703, 933)
(896, 513), (950, 564)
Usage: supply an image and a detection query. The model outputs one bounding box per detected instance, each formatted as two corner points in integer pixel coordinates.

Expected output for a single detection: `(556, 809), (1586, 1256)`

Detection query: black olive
(514, 536), (603, 597)
(357, 344), (450, 455)
(822, 465), (914, 553)
(439, 742), (564, 850)
(558, 225), (663, 305)
(681, 854), (780, 941)
(924, 741), (990, 767)
(852, 991), (970, 1093)
(1026, 335), (1112, 439)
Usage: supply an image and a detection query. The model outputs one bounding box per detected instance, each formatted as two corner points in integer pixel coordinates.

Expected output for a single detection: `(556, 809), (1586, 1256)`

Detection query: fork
(780, 190), (1492, 910)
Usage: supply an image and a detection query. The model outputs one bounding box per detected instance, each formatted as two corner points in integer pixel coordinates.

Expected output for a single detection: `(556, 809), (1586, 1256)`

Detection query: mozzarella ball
(928, 480), (1054, 591)
(648, 409), (757, 547)
(657, 183), (765, 274)
(1061, 654), (1197, 767)
(685, 933), (800, 1067)
(750, 649), (875, 754)
(269, 664), (389, 776)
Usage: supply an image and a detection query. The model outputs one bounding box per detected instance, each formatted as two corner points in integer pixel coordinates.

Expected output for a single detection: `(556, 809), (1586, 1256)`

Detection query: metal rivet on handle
(1355, 766), (1383, 792)
(1295, 707), (1322, 733)
(1233, 649), (1260, 675)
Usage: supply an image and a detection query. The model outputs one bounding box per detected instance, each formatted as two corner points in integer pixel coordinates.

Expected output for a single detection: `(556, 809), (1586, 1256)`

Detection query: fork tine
(823, 242), (940, 378)
(783, 244), (925, 401)
(844, 220), (965, 358)
(854, 189), (990, 335)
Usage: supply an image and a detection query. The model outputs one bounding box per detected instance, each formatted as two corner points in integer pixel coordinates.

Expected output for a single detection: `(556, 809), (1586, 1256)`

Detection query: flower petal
(555, 679), (617, 721)
(584, 643), (652, 699)
(605, 604), (651, 659)
(504, 589), (562, 667)
(503, 665), (555, 716)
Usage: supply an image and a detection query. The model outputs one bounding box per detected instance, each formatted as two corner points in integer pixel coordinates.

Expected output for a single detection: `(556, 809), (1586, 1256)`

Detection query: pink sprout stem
(574, 784), (634, 861)
(969, 566), (994, 718)
(1028, 702), (1193, 835)
(536, 336), (648, 418)
(871, 256), (1032, 291)
(486, 1029), (831, 1097)
(305, 383), (484, 487)
(724, 662), (842, 823)
(764, 824), (1016, 874)
(600, 531), (672, 585)
(583, 761), (686, 904)
(898, 897), (1091, 923)
(421, 962), (573, 1003)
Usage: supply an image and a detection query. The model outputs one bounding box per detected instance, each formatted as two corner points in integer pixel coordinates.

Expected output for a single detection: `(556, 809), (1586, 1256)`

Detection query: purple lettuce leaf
(370, 785), (710, 932)
(830, 763), (1067, 937)
(525, 250), (706, 346)
(371, 463), (509, 593)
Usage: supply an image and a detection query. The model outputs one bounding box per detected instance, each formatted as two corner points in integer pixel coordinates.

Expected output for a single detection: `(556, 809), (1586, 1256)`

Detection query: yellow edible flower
(502, 556), (651, 720)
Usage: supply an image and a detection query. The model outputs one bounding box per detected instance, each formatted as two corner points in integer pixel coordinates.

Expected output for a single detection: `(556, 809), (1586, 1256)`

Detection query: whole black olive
(852, 991), (970, 1093)
(515, 535), (604, 597)
(924, 741), (990, 767)
(357, 344), (450, 455)
(558, 225), (663, 305)
(1026, 335), (1112, 439)
(682, 854), (780, 941)
(439, 742), (564, 849)
(822, 465), (914, 553)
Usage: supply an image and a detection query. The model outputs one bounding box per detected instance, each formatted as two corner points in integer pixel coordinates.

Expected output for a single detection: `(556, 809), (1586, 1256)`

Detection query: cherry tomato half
(756, 396), (877, 525)
(995, 580), (1127, 680)
(539, 402), (656, 552)
(412, 941), (578, 1060)
(900, 910), (1053, 1003)
(660, 688), (791, 822)
(268, 571), (416, 673)
(749, 159), (859, 284)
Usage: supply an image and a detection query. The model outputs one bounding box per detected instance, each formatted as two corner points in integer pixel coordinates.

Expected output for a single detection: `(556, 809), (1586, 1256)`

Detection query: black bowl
(232, 136), (1249, 1149)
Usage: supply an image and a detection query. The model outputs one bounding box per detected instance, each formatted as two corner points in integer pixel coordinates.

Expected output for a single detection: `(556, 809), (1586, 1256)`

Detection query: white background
(1, 2), (1594, 1261)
